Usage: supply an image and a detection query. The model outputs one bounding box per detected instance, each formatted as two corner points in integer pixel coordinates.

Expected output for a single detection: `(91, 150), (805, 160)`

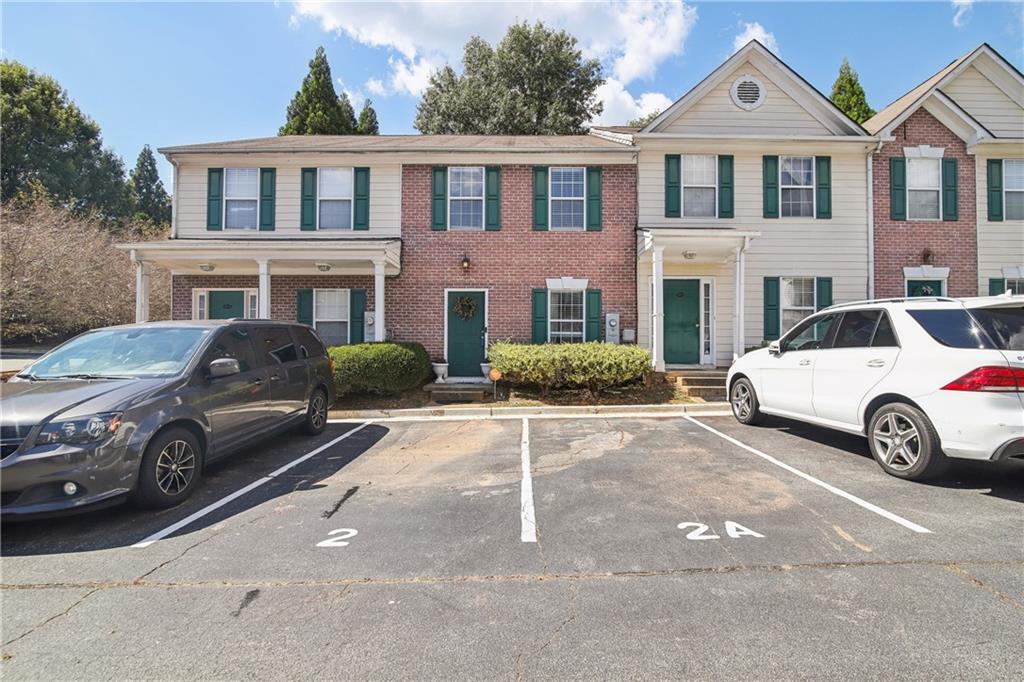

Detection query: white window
(1008, 278), (1024, 295)
(314, 289), (350, 346)
(907, 157), (941, 220)
(780, 157), (814, 218)
(682, 155), (717, 217)
(318, 168), (353, 229)
(549, 289), (585, 343)
(780, 276), (816, 332)
(224, 168), (259, 230)
(1004, 159), (1024, 221)
(449, 167), (484, 229)
(550, 167), (585, 230)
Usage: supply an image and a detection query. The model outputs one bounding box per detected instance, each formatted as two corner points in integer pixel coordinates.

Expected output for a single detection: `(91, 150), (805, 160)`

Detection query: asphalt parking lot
(2, 412), (1022, 680)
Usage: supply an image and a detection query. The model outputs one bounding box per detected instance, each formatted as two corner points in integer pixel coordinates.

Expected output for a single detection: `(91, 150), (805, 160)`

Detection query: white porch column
(133, 252), (150, 323)
(373, 259), (386, 341)
(651, 246), (665, 372)
(257, 259), (271, 318)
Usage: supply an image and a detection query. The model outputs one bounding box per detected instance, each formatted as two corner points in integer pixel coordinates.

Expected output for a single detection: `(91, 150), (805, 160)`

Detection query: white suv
(727, 295), (1024, 480)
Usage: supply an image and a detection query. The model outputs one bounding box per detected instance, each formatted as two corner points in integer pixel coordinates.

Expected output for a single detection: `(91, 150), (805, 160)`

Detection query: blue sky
(4, 1), (1022, 186)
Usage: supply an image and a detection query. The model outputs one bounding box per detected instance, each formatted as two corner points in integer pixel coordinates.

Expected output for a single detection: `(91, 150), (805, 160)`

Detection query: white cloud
(387, 55), (442, 97)
(365, 78), (387, 97)
(592, 78), (673, 126)
(951, 0), (974, 28)
(732, 22), (778, 55)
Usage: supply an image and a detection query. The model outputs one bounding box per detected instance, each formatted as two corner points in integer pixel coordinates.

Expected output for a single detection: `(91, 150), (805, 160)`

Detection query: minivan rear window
(907, 309), (995, 349)
(972, 306), (1024, 351)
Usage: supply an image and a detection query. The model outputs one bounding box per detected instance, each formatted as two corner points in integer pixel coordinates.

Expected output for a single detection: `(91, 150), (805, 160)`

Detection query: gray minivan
(0, 320), (336, 516)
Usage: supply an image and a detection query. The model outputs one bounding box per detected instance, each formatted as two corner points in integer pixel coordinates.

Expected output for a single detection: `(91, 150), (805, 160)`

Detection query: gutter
(158, 145), (636, 156)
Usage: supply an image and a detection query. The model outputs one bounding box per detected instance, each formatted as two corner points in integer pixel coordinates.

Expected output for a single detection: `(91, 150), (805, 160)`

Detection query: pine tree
(830, 58), (875, 124)
(128, 145), (171, 225)
(357, 99), (380, 135)
(280, 47), (349, 135)
(337, 92), (358, 134)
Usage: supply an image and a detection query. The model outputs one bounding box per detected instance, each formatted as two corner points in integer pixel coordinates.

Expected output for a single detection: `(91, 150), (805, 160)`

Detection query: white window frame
(1007, 278), (1024, 295)
(681, 154), (718, 218)
(779, 156), (815, 218)
(193, 288), (259, 321)
(779, 276), (817, 333)
(906, 157), (942, 221)
(549, 167), (586, 231)
(223, 168), (260, 231)
(547, 287), (586, 343)
(1003, 159), (1024, 221)
(312, 288), (351, 344)
(317, 167), (355, 230)
(448, 166), (485, 230)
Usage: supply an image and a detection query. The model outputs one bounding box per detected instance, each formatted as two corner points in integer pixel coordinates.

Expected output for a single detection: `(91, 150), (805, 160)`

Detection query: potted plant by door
(431, 359), (449, 383)
(480, 362), (491, 380)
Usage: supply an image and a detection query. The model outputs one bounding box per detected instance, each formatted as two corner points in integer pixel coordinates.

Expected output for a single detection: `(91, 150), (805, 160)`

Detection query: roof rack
(822, 297), (958, 310)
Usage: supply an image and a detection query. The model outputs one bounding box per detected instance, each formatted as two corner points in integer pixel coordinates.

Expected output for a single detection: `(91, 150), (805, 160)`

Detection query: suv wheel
(730, 377), (764, 425)
(301, 388), (329, 436)
(867, 403), (947, 481)
(131, 427), (202, 509)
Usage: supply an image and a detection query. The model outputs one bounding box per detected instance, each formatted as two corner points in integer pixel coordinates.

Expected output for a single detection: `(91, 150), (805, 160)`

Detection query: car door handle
(270, 374), (282, 382)
(250, 378), (264, 386)
(799, 359), (811, 366)
(866, 359), (886, 368)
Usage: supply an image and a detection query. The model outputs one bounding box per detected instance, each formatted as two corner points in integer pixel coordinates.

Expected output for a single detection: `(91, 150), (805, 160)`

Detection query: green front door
(664, 279), (700, 364)
(447, 291), (486, 377)
(906, 279), (944, 297)
(208, 290), (245, 319)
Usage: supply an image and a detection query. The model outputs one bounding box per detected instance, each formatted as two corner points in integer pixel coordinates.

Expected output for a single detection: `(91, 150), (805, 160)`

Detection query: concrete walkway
(328, 402), (731, 420)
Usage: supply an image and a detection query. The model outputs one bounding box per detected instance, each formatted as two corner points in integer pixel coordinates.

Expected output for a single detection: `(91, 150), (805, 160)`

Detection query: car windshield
(23, 327), (212, 379)
(971, 306), (1024, 351)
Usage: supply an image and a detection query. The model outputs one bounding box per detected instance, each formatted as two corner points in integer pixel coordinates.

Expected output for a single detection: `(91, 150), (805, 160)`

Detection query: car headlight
(35, 413), (122, 446)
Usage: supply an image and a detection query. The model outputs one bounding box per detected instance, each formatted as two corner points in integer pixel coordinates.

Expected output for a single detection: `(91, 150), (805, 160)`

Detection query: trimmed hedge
(328, 342), (431, 396)
(489, 342), (651, 397)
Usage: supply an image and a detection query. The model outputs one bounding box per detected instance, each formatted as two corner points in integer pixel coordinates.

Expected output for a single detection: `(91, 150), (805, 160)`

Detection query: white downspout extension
(652, 246), (665, 372)
(257, 260), (271, 318)
(374, 259), (386, 342)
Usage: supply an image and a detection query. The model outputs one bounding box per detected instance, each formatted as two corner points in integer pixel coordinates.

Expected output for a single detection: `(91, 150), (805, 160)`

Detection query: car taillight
(942, 366), (1024, 392)
(328, 356), (335, 374)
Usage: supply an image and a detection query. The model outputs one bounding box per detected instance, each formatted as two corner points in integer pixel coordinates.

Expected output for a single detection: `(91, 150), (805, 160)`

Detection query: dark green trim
(941, 157), (958, 221)
(815, 156), (831, 219)
(532, 167), (548, 230)
(717, 155), (734, 219)
(762, 156), (779, 219)
(586, 167), (602, 231)
(890, 157), (906, 221)
(987, 159), (1003, 221)
(300, 168), (317, 230)
(485, 166), (501, 231)
(665, 155), (681, 218)
(815, 277), (833, 310)
(585, 289), (602, 341)
(989, 278), (1007, 295)
(296, 289), (313, 326)
(763, 277), (780, 340)
(531, 288), (548, 343)
(206, 168), (223, 231)
(431, 166), (447, 230)
(353, 167), (370, 230)
(259, 168), (275, 231)
(349, 289), (366, 343)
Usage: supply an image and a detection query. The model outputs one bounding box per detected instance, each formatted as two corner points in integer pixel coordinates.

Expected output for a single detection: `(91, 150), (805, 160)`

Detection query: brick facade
(872, 108), (978, 297)
(172, 275), (375, 320)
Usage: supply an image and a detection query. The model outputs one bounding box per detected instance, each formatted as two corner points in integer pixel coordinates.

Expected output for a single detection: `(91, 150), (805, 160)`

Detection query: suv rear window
(907, 309), (995, 349)
(971, 306), (1024, 351)
(292, 326), (327, 359)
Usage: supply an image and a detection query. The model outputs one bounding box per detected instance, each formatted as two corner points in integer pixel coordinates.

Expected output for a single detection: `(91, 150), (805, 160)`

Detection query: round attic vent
(730, 75), (765, 111)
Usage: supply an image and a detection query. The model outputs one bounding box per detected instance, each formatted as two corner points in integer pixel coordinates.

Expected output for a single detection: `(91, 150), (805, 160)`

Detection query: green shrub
(328, 342), (431, 396)
(488, 342), (651, 397)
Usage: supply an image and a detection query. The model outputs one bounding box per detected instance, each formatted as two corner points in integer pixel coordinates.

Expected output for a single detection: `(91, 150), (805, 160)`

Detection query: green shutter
(349, 289), (366, 343)
(431, 166), (447, 230)
(890, 157), (907, 221)
(586, 167), (602, 231)
(585, 289), (602, 341)
(763, 277), (780, 341)
(485, 166), (501, 231)
(531, 288), (548, 343)
(300, 168), (317, 230)
(206, 168), (223, 231)
(987, 159), (1003, 222)
(296, 289), (313, 326)
(533, 167), (548, 230)
(815, 277), (833, 310)
(665, 155), (681, 218)
(941, 157), (957, 221)
(815, 156), (831, 219)
(718, 155), (734, 219)
(762, 156), (779, 219)
(989, 278), (1007, 295)
(259, 168), (275, 231)
(354, 167), (370, 230)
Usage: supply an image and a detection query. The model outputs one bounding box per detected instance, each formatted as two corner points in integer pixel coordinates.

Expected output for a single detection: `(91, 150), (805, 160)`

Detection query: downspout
(170, 157), (180, 240)
(866, 141), (882, 299)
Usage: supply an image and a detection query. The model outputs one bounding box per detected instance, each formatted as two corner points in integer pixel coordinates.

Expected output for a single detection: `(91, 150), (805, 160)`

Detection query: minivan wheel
(730, 377), (764, 425)
(131, 427), (202, 509)
(867, 403), (947, 481)
(301, 388), (329, 435)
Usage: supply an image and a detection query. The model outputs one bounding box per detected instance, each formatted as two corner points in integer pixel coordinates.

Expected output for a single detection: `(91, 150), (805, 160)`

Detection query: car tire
(867, 403), (947, 481)
(130, 427), (203, 509)
(730, 377), (764, 425)
(301, 388), (329, 436)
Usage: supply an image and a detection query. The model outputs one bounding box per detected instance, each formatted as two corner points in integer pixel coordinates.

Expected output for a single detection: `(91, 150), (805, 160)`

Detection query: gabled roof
(641, 40), (867, 137)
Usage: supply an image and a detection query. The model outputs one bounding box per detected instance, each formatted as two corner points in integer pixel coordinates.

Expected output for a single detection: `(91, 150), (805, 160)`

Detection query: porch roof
(637, 228), (761, 264)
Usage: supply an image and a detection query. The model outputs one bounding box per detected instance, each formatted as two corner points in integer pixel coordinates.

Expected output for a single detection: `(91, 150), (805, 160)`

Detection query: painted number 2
(677, 521), (764, 540)
(316, 528), (358, 548)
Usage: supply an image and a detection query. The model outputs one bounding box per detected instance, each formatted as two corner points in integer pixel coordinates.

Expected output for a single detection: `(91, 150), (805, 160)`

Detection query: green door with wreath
(906, 279), (944, 297)
(208, 291), (245, 320)
(446, 291), (486, 377)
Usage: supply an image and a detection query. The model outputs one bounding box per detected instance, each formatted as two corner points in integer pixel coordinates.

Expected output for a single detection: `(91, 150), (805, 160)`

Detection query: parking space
(2, 412), (1022, 679)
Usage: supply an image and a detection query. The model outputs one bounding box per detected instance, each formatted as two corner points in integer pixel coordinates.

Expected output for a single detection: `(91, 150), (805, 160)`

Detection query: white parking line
(520, 417), (537, 543)
(132, 422), (371, 548)
(684, 415), (932, 534)
(327, 411), (731, 425)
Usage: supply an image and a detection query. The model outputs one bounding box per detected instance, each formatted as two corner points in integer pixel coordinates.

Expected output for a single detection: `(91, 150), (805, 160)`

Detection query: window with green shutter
(533, 167), (549, 230)
(485, 166), (501, 230)
(259, 168), (275, 231)
(531, 289), (548, 342)
(353, 168), (370, 230)
(207, 168), (223, 231)
(763, 277), (780, 340)
(300, 168), (317, 230)
(987, 159), (1003, 221)
(815, 157), (831, 219)
(762, 156), (779, 218)
(815, 277), (833, 310)
(890, 157), (907, 221)
(585, 289), (602, 341)
(718, 155), (734, 218)
(431, 166), (447, 230)
(296, 289), (313, 326)
(586, 167), (602, 231)
(941, 158), (957, 221)
(349, 289), (366, 343)
(665, 155), (681, 218)
(989, 278), (1007, 295)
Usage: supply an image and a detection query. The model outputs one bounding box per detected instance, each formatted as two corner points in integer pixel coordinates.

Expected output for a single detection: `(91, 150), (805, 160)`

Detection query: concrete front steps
(665, 369), (728, 402)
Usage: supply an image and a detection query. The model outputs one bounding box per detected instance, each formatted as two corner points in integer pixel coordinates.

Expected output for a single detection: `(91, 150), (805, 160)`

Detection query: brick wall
(873, 108), (978, 297)
(172, 274), (375, 320)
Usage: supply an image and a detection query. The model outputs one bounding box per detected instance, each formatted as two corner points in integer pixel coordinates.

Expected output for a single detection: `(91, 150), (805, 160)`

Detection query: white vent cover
(730, 75), (765, 111)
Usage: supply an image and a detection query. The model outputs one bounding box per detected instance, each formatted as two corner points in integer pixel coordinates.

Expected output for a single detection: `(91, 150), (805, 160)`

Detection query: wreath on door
(452, 296), (477, 320)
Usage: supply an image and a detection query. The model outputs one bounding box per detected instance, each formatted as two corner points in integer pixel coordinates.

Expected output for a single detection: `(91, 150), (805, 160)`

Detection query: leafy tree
(1, 60), (130, 223)
(357, 99), (380, 135)
(128, 145), (171, 224)
(830, 58), (875, 124)
(414, 22), (604, 135)
(628, 110), (661, 128)
(280, 47), (352, 135)
(337, 91), (358, 134)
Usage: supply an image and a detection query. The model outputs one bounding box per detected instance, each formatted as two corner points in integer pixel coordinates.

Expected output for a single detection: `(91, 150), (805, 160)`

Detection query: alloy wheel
(155, 439), (196, 495)
(731, 383), (752, 420)
(872, 412), (921, 471)
(310, 394), (327, 430)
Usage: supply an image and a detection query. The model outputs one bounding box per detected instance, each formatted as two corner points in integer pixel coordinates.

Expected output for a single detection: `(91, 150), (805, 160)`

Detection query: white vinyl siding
(313, 289), (350, 345)
(975, 152), (1024, 295)
(779, 156), (814, 218)
(943, 64), (1024, 138)
(449, 167), (484, 230)
(224, 168), (259, 230)
(548, 289), (585, 343)
(550, 167), (585, 230)
(907, 157), (941, 220)
(318, 168), (353, 230)
(682, 154), (717, 217)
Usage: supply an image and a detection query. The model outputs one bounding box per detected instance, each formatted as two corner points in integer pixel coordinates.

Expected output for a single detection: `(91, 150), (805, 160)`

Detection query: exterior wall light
(461, 255), (470, 271)
(683, 251), (697, 260)
(316, 263), (332, 272)
(198, 263), (215, 272)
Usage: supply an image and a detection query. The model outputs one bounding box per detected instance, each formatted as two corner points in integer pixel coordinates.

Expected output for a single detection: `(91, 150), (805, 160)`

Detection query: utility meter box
(605, 312), (620, 344)
(365, 313), (376, 341)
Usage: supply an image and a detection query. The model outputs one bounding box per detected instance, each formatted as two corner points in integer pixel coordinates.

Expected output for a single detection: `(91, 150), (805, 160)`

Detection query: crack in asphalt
(1, 586), (103, 648)
(514, 579), (578, 681)
(945, 564), (1024, 610)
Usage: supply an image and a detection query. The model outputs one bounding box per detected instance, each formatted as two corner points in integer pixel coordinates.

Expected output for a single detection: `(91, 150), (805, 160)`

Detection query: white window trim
(317, 167), (355, 231)
(1006, 277), (1024, 295)
(779, 156), (815, 218)
(906, 157), (943, 222)
(779, 276), (818, 333)
(447, 166), (485, 231)
(193, 288), (259, 321)
(547, 286), (587, 343)
(1003, 159), (1024, 222)
(312, 288), (351, 344)
(223, 168), (260, 231)
(681, 154), (718, 219)
(549, 166), (587, 232)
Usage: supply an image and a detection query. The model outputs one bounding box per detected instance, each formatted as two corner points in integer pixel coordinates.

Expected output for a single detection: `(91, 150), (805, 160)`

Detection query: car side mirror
(767, 341), (781, 356)
(208, 357), (240, 378)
